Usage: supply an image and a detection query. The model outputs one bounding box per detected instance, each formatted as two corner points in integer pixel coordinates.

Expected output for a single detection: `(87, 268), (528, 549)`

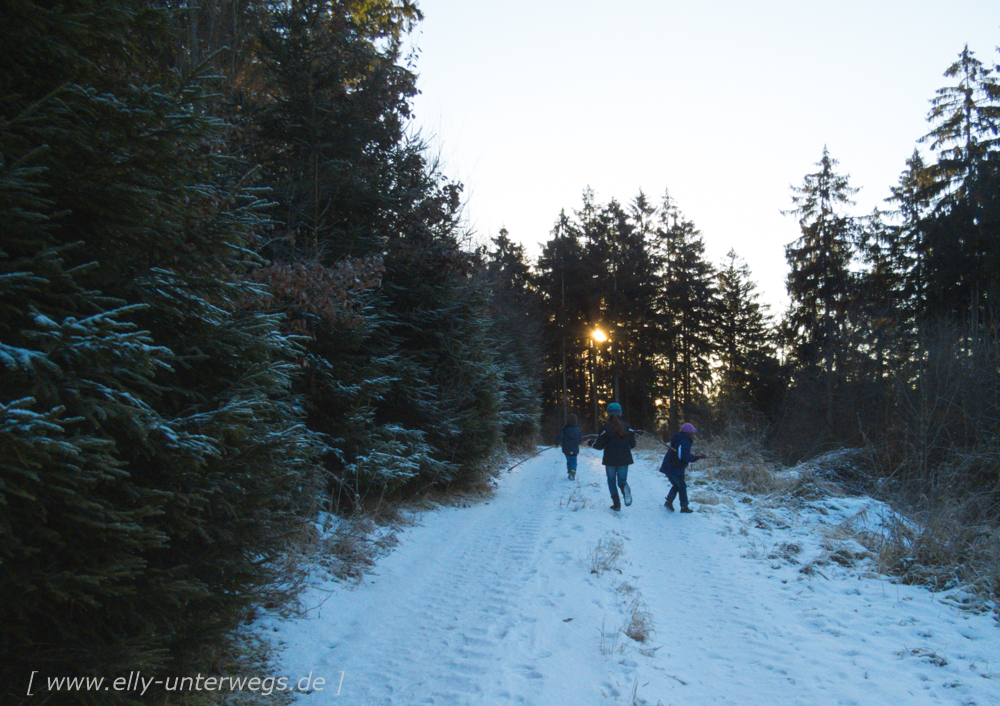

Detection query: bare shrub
(874, 322), (1000, 488)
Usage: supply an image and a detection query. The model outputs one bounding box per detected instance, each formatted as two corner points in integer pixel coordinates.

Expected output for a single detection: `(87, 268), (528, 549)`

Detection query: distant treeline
(529, 43), (1000, 530)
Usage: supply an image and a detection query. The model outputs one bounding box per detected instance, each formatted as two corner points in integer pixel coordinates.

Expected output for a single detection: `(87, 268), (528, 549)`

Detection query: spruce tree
(1, 2), (322, 701)
(480, 229), (543, 445)
(913, 46), (1000, 328)
(535, 211), (591, 428)
(783, 149), (857, 365)
(251, 0), (422, 260)
(782, 147), (858, 439)
(231, 1), (429, 503)
(377, 162), (505, 485)
(715, 249), (781, 418)
(656, 194), (718, 431)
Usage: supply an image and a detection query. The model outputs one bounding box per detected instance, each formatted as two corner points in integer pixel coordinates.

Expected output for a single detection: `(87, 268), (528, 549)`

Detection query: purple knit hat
(680, 423), (696, 434)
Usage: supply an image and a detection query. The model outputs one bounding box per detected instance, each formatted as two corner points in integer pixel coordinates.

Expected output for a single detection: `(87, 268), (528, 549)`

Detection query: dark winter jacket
(557, 423), (583, 455)
(659, 432), (700, 475)
(592, 421), (636, 467)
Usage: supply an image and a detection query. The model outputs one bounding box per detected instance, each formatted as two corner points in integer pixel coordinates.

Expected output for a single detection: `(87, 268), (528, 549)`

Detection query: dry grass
(560, 488), (593, 511)
(875, 438), (1000, 611)
(623, 594), (655, 643)
(155, 632), (296, 706)
(828, 460), (1000, 610)
(614, 580), (638, 597)
(896, 647), (949, 667)
(633, 431), (670, 454)
(688, 489), (727, 506)
(277, 509), (411, 588)
(767, 541), (803, 563)
(598, 616), (624, 657)
(700, 432), (790, 496)
(589, 532), (626, 576)
(862, 507), (999, 606)
(703, 430), (877, 507)
(707, 425), (1000, 611)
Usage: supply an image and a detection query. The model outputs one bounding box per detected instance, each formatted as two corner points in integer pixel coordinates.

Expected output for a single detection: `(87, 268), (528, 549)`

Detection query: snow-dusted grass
(588, 531), (626, 576)
(701, 430), (1000, 608)
(253, 445), (1000, 705)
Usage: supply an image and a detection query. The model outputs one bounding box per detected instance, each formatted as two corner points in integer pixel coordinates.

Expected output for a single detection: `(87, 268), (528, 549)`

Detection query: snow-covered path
(263, 447), (1000, 705)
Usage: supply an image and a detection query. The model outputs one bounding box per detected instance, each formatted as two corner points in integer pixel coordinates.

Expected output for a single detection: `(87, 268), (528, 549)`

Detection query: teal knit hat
(607, 403), (622, 416)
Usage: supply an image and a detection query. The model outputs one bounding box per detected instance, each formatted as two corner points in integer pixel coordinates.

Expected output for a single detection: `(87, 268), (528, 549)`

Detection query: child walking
(557, 414), (583, 480)
(659, 422), (706, 513)
(592, 403), (636, 511)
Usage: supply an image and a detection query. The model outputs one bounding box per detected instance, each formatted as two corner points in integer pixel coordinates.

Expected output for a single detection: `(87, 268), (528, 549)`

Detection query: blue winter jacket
(557, 423), (583, 455)
(659, 432), (700, 475)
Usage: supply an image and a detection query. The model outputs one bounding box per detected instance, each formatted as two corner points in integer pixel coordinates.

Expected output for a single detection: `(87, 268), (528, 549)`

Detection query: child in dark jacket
(658, 423), (705, 513)
(592, 403), (636, 511)
(557, 414), (583, 480)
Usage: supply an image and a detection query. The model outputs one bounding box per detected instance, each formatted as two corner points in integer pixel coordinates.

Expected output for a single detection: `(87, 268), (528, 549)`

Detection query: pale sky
(407, 0), (1000, 311)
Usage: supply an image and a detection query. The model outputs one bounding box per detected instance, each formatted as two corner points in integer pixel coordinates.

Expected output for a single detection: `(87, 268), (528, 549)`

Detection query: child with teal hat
(591, 403), (635, 511)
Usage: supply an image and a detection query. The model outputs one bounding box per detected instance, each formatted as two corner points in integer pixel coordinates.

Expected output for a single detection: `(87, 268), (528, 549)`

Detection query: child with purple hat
(659, 422), (706, 513)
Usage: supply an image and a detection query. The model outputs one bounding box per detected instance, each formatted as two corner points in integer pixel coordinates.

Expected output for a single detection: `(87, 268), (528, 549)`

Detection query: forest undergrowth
(700, 426), (1000, 617)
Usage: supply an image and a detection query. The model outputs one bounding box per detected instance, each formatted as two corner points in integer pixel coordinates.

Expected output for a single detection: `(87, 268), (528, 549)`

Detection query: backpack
(667, 440), (684, 470)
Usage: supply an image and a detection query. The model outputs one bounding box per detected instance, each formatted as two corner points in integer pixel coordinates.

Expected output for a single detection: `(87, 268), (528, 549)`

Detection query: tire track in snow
(305, 456), (560, 705)
(269, 447), (1000, 706)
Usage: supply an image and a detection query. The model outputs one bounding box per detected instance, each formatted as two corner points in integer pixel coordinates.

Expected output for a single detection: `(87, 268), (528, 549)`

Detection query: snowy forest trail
(265, 448), (1000, 706)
